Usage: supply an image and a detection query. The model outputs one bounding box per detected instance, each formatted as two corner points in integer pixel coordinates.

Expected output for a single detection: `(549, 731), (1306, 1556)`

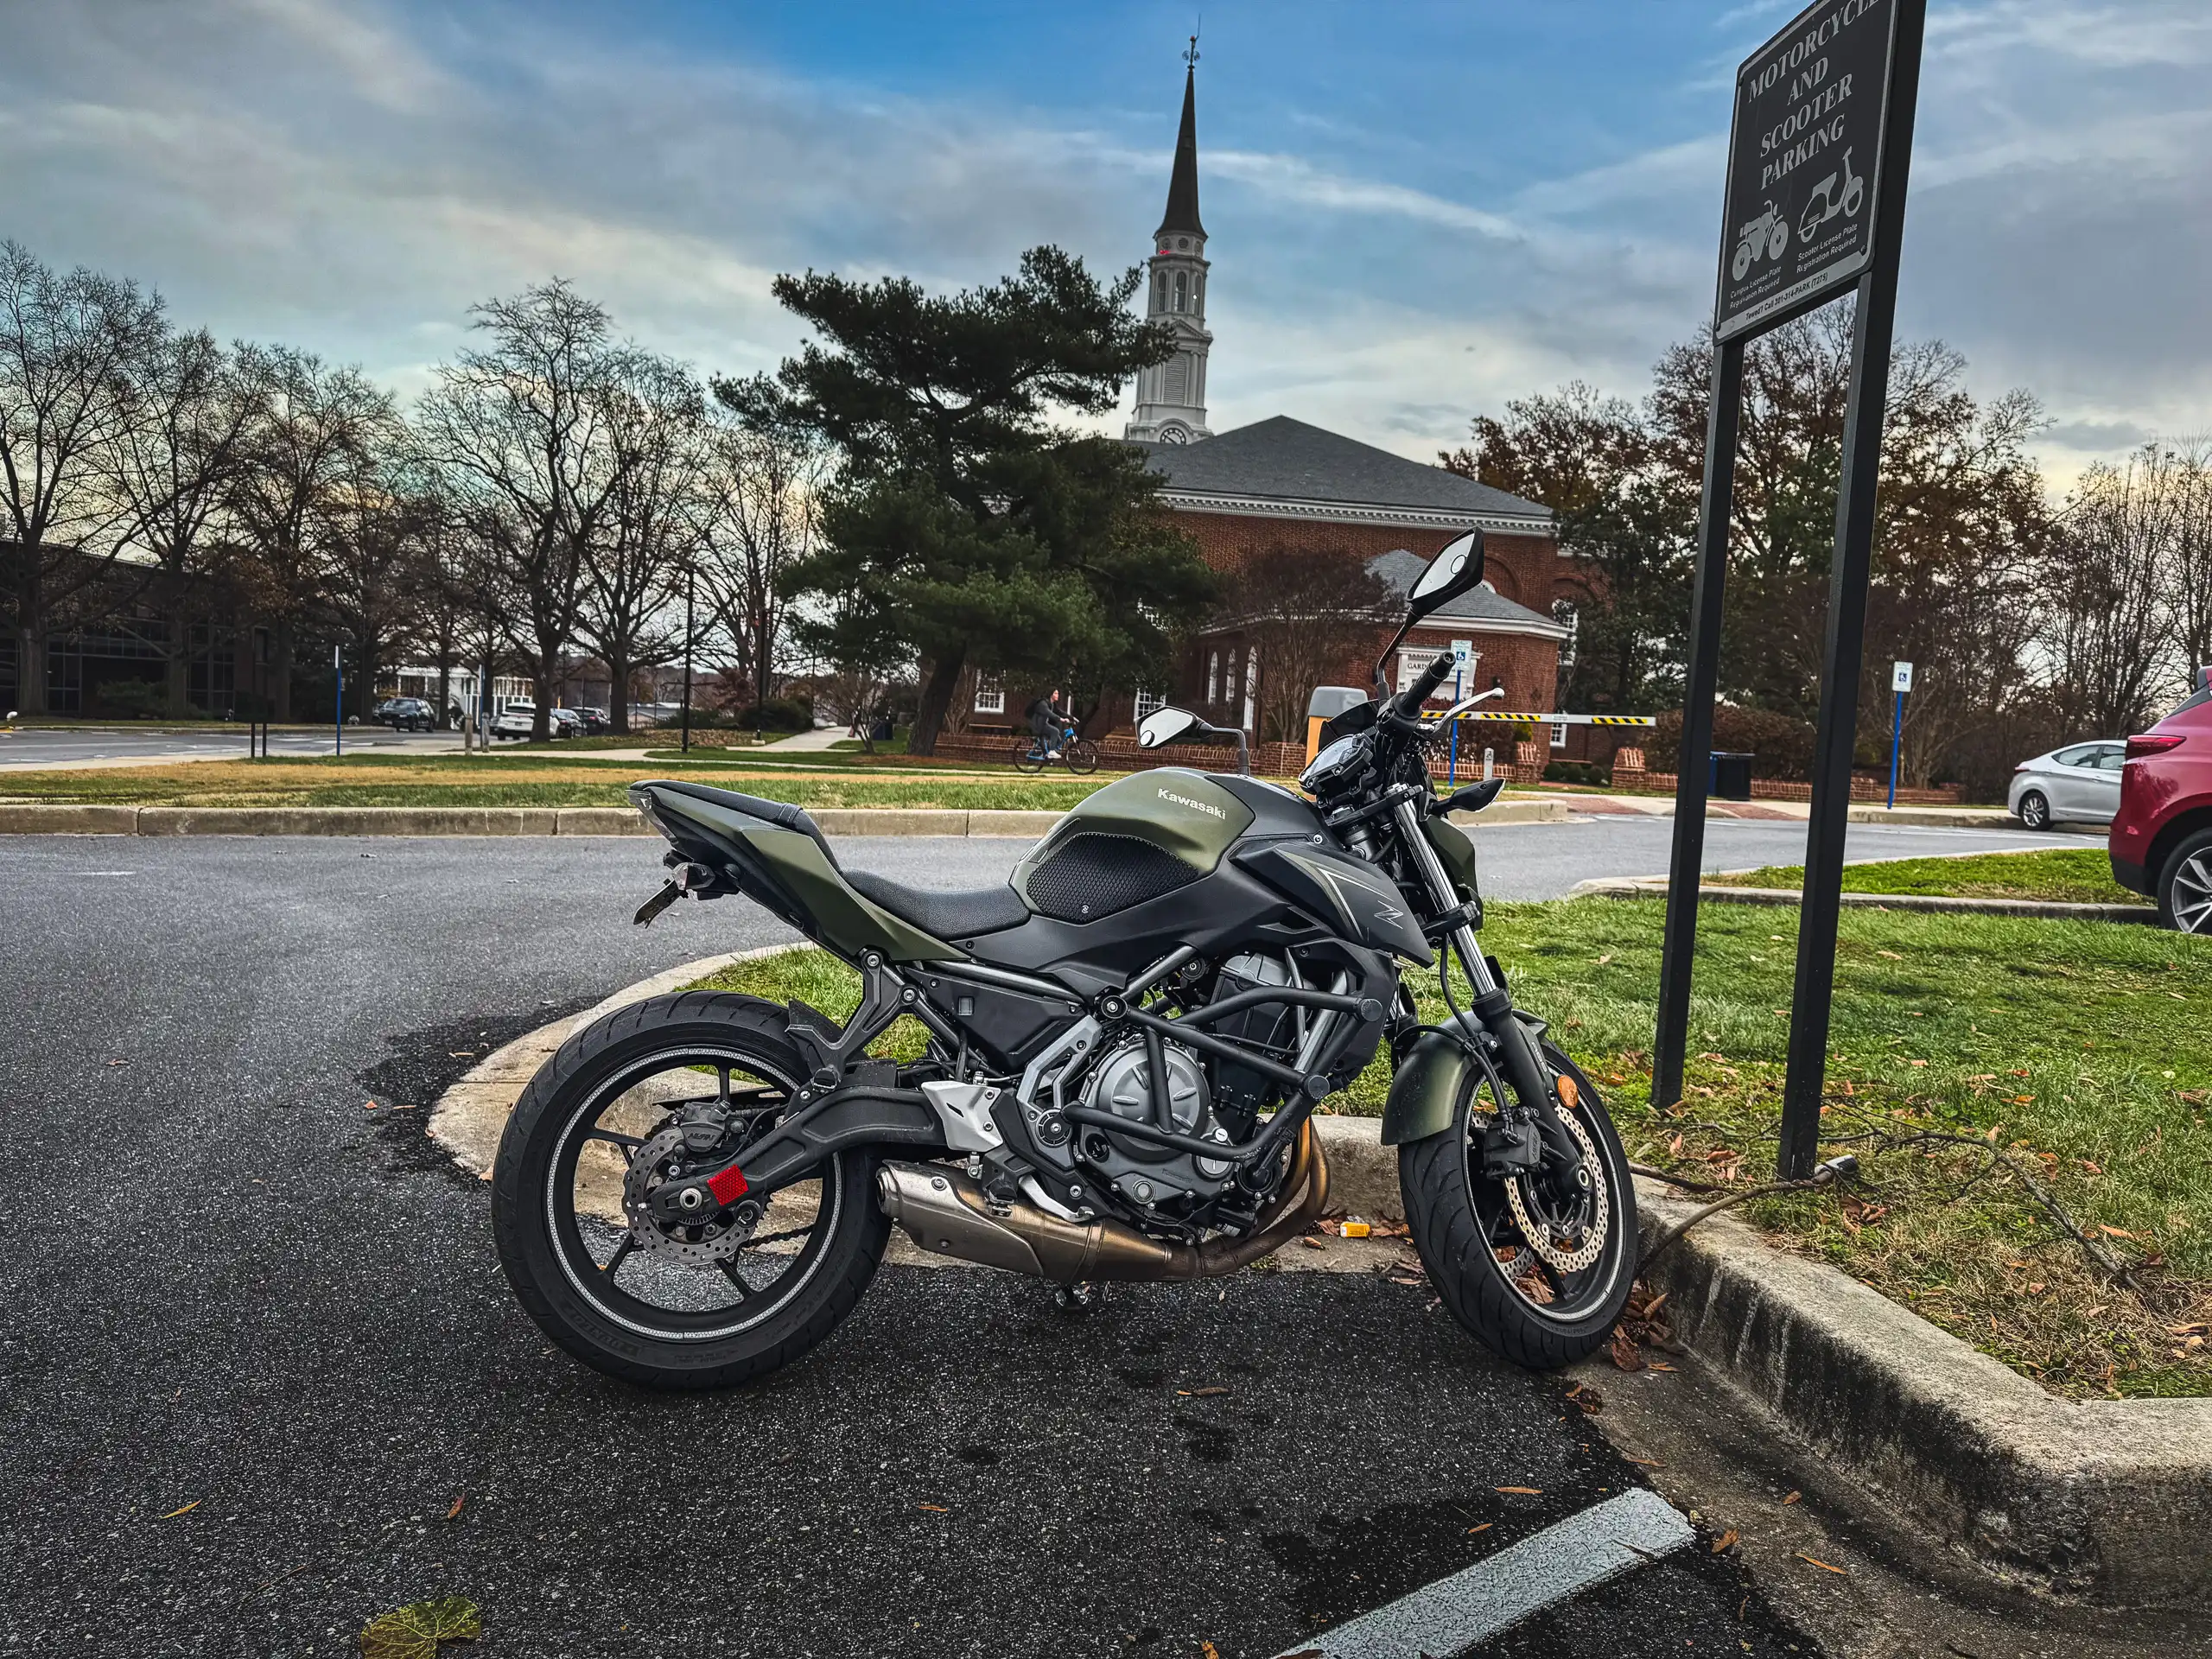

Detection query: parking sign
(1892, 661), (1913, 693)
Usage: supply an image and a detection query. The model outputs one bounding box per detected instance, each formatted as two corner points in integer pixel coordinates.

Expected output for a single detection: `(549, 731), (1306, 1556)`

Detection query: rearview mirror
(1407, 530), (1485, 620)
(1138, 708), (1198, 750)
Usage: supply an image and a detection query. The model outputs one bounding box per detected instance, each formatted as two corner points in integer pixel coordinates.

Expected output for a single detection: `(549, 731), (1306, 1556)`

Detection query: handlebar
(1391, 650), (1458, 721)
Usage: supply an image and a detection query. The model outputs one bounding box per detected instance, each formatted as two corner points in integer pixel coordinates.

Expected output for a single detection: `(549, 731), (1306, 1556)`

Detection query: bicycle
(1011, 723), (1098, 775)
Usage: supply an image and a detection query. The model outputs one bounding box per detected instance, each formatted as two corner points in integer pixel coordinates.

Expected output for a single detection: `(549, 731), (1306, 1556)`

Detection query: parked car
(2111, 668), (2212, 933)
(574, 707), (611, 735)
(2008, 740), (2126, 830)
(549, 708), (585, 738)
(490, 701), (537, 741)
(372, 696), (437, 733)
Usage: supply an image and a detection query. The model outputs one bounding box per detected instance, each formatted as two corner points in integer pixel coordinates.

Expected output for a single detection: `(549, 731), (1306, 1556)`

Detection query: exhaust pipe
(875, 1122), (1329, 1283)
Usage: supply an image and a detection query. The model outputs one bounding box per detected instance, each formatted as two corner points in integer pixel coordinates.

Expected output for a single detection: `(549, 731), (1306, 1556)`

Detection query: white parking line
(1272, 1486), (1694, 1659)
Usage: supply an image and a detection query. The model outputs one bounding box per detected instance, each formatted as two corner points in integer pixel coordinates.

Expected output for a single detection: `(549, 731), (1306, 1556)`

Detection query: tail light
(2126, 734), (2186, 760)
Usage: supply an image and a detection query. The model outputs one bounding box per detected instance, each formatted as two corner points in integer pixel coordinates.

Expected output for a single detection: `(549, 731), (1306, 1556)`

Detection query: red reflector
(2126, 733), (2186, 759)
(706, 1164), (749, 1205)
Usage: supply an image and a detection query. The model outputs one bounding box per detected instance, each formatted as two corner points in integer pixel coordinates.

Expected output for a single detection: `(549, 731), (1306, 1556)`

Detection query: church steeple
(1125, 40), (1213, 446)
(1156, 63), (1205, 240)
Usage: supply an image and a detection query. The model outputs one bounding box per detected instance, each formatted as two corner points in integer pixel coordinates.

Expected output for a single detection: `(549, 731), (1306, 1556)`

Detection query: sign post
(1887, 660), (1913, 808)
(334, 644), (344, 758)
(1653, 0), (1926, 1179)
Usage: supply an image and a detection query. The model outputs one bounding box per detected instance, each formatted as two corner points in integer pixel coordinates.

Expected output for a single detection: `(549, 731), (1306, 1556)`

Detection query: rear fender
(631, 781), (963, 963)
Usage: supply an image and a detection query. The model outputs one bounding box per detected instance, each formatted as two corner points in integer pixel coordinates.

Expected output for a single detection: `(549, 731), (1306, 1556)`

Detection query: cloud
(0, 0), (2204, 486)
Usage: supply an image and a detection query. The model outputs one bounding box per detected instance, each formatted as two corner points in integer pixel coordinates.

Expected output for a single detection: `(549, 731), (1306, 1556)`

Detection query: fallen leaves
(445, 1491), (466, 1521)
(1564, 1382), (1604, 1414)
(1177, 1387), (1230, 1398)
(1710, 1528), (1739, 1554)
(1795, 1553), (1847, 1574)
(1494, 1485), (1541, 1496)
(158, 1500), (201, 1519)
(1608, 1325), (1646, 1373)
(358, 1596), (481, 1659)
(1466, 1522), (1493, 1535)
(917, 1503), (949, 1513)
(1782, 1491), (1801, 1505)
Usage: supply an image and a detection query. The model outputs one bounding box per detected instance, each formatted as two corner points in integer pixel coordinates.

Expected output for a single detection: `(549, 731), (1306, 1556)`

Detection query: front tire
(1063, 737), (1099, 775)
(2158, 829), (2212, 934)
(492, 992), (891, 1389)
(1400, 1044), (1637, 1370)
(2017, 789), (2051, 831)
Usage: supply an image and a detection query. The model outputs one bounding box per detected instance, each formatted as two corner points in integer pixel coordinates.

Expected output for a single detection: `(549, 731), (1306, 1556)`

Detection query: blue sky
(4, 0), (2206, 484)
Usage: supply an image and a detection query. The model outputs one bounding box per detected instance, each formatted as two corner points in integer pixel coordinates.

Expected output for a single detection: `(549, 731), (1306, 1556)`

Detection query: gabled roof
(1157, 66), (1205, 239)
(1367, 549), (1567, 638)
(1141, 416), (1552, 531)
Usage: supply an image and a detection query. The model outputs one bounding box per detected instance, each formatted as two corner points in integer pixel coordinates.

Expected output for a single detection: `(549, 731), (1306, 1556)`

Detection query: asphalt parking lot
(0, 725), (461, 769)
(0, 823), (2108, 1655)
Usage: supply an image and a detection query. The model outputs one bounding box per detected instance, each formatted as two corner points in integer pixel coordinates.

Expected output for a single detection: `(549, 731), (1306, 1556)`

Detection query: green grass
(1719, 848), (2148, 906)
(0, 753), (1112, 810)
(694, 899), (2212, 1397)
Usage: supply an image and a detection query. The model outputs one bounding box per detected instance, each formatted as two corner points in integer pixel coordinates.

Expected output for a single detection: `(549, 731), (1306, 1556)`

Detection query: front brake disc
(1503, 1107), (1608, 1274)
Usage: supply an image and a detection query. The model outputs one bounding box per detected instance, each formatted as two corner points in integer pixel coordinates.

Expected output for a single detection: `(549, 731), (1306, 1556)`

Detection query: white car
(2008, 740), (2125, 829)
(490, 701), (537, 741)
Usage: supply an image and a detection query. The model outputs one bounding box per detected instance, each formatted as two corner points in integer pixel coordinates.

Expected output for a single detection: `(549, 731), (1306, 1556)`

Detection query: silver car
(2008, 741), (2125, 829)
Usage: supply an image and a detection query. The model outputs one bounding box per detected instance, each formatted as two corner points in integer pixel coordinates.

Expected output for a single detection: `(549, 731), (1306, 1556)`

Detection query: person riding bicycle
(1027, 687), (1069, 759)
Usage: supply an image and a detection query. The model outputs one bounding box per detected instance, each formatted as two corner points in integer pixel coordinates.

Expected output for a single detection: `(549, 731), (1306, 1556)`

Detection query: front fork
(1392, 802), (1585, 1185)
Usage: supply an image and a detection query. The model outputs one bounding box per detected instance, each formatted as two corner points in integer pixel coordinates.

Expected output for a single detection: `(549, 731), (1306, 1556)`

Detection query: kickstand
(1051, 1281), (1105, 1314)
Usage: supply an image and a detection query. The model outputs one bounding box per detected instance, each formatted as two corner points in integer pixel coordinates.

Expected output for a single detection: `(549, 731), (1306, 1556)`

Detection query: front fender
(1382, 1013), (1490, 1146)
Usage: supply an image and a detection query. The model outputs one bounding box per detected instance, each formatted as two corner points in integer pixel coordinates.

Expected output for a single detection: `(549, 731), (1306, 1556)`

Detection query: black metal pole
(1651, 334), (1745, 1109)
(1779, 0), (1926, 1179)
(681, 564), (694, 755)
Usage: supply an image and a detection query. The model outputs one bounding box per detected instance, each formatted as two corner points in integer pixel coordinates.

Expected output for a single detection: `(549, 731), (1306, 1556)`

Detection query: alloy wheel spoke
(602, 1234), (636, 1277)
(586, 1128), (646, 1161)
(717, 1258), (751, 1300)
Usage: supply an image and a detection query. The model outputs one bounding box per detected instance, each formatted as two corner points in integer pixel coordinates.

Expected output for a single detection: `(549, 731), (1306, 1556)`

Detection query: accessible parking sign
(1715, 0), (1903, 340)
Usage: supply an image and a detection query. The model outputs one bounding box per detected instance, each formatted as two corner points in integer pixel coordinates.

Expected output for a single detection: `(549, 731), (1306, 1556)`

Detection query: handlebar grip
(1395, 650), (1458, 717)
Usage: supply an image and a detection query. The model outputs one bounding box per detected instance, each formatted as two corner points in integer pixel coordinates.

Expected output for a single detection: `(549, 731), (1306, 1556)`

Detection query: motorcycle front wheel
(1400, 1042), (1637, 1370)
(492, 992), (890, 1389)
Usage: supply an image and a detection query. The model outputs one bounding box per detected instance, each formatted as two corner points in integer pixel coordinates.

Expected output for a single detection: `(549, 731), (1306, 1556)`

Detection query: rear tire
(2017, 789), (2051, 830)
(2158, 829), (2212, 934)
(1011, 740), (1046, 774)
(492, 992), (890, 1389)
(1400, 1045), (1637, 1370)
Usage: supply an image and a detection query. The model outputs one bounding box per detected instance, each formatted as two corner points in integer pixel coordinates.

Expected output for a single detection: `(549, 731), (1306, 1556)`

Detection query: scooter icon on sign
(1797, 147), (1866, 242)
(1731, 202), (1789, 281)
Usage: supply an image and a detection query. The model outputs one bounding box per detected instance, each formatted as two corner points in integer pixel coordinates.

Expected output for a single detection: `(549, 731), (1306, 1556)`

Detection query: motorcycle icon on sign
(1797, 147), (1866, 242)
(1731, 202), (1789, 281)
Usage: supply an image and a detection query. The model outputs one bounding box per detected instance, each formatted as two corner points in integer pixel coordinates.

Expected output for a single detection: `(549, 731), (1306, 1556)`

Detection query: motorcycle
(490, 531), (1637, 1389)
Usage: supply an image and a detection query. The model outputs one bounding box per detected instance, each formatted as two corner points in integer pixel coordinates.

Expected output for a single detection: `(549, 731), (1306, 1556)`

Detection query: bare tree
(0, 241), (166, 714)
(2047, 449), (2177, 736)
(105, 330), (266, 711)
(701, 375), (830, 721)
(2161, 438), (2212, 702)
(1220, 544), (1397, 744)
(575, 350), (702, 732)
(226, 348), (400, 719)
(417, 281), (624, 741)
(321, 468), (432, 721)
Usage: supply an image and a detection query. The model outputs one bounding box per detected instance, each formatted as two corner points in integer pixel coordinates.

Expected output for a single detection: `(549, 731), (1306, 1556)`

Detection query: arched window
(1173, 271), (1186, 312)
(1192, 274), (1202, 310)
(1158, 272), (1169, 307)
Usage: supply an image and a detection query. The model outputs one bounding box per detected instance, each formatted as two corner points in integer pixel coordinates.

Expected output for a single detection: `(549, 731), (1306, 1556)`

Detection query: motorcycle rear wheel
(492, 992), (890, 1389)
(1400, 1042), (1637, 1370)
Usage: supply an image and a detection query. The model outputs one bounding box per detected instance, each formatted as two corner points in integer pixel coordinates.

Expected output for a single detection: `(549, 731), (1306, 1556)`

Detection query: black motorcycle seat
(845, 869), (1031, 940)
(651, 779), (837, 859)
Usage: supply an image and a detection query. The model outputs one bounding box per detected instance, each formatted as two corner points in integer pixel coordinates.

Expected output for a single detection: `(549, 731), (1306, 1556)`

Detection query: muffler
(874, 1122), (1328, 1283)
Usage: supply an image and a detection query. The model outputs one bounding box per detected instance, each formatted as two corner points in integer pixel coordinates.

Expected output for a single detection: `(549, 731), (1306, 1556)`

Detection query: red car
(2111, 666), (2212, 933)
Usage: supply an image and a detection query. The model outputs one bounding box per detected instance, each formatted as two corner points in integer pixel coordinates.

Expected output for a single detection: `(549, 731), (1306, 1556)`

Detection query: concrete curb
(0, 799), (1569, 837)
(1567, 874), (2158, 924)
(1636, 1185), (2212, 1608)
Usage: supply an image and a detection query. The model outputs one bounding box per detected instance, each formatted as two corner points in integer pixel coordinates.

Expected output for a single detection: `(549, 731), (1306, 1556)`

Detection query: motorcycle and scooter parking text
(492, 531), (1637, 1389)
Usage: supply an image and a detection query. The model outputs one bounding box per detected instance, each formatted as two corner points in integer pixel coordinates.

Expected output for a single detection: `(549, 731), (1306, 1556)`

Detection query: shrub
(1651, 705), (1818, 779)
(1543, 760), (1611, 785)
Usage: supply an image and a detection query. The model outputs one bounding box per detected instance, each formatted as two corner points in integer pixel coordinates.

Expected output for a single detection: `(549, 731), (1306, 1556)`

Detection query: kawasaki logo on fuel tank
(1156, 786), (1226, 821)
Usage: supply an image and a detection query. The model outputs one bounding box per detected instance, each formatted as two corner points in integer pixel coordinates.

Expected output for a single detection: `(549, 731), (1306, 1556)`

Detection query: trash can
(1710, 752), (1755, 801)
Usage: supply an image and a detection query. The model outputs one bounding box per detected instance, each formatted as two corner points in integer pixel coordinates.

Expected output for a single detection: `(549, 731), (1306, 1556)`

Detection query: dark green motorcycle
(492, 531), (1637, 1389)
